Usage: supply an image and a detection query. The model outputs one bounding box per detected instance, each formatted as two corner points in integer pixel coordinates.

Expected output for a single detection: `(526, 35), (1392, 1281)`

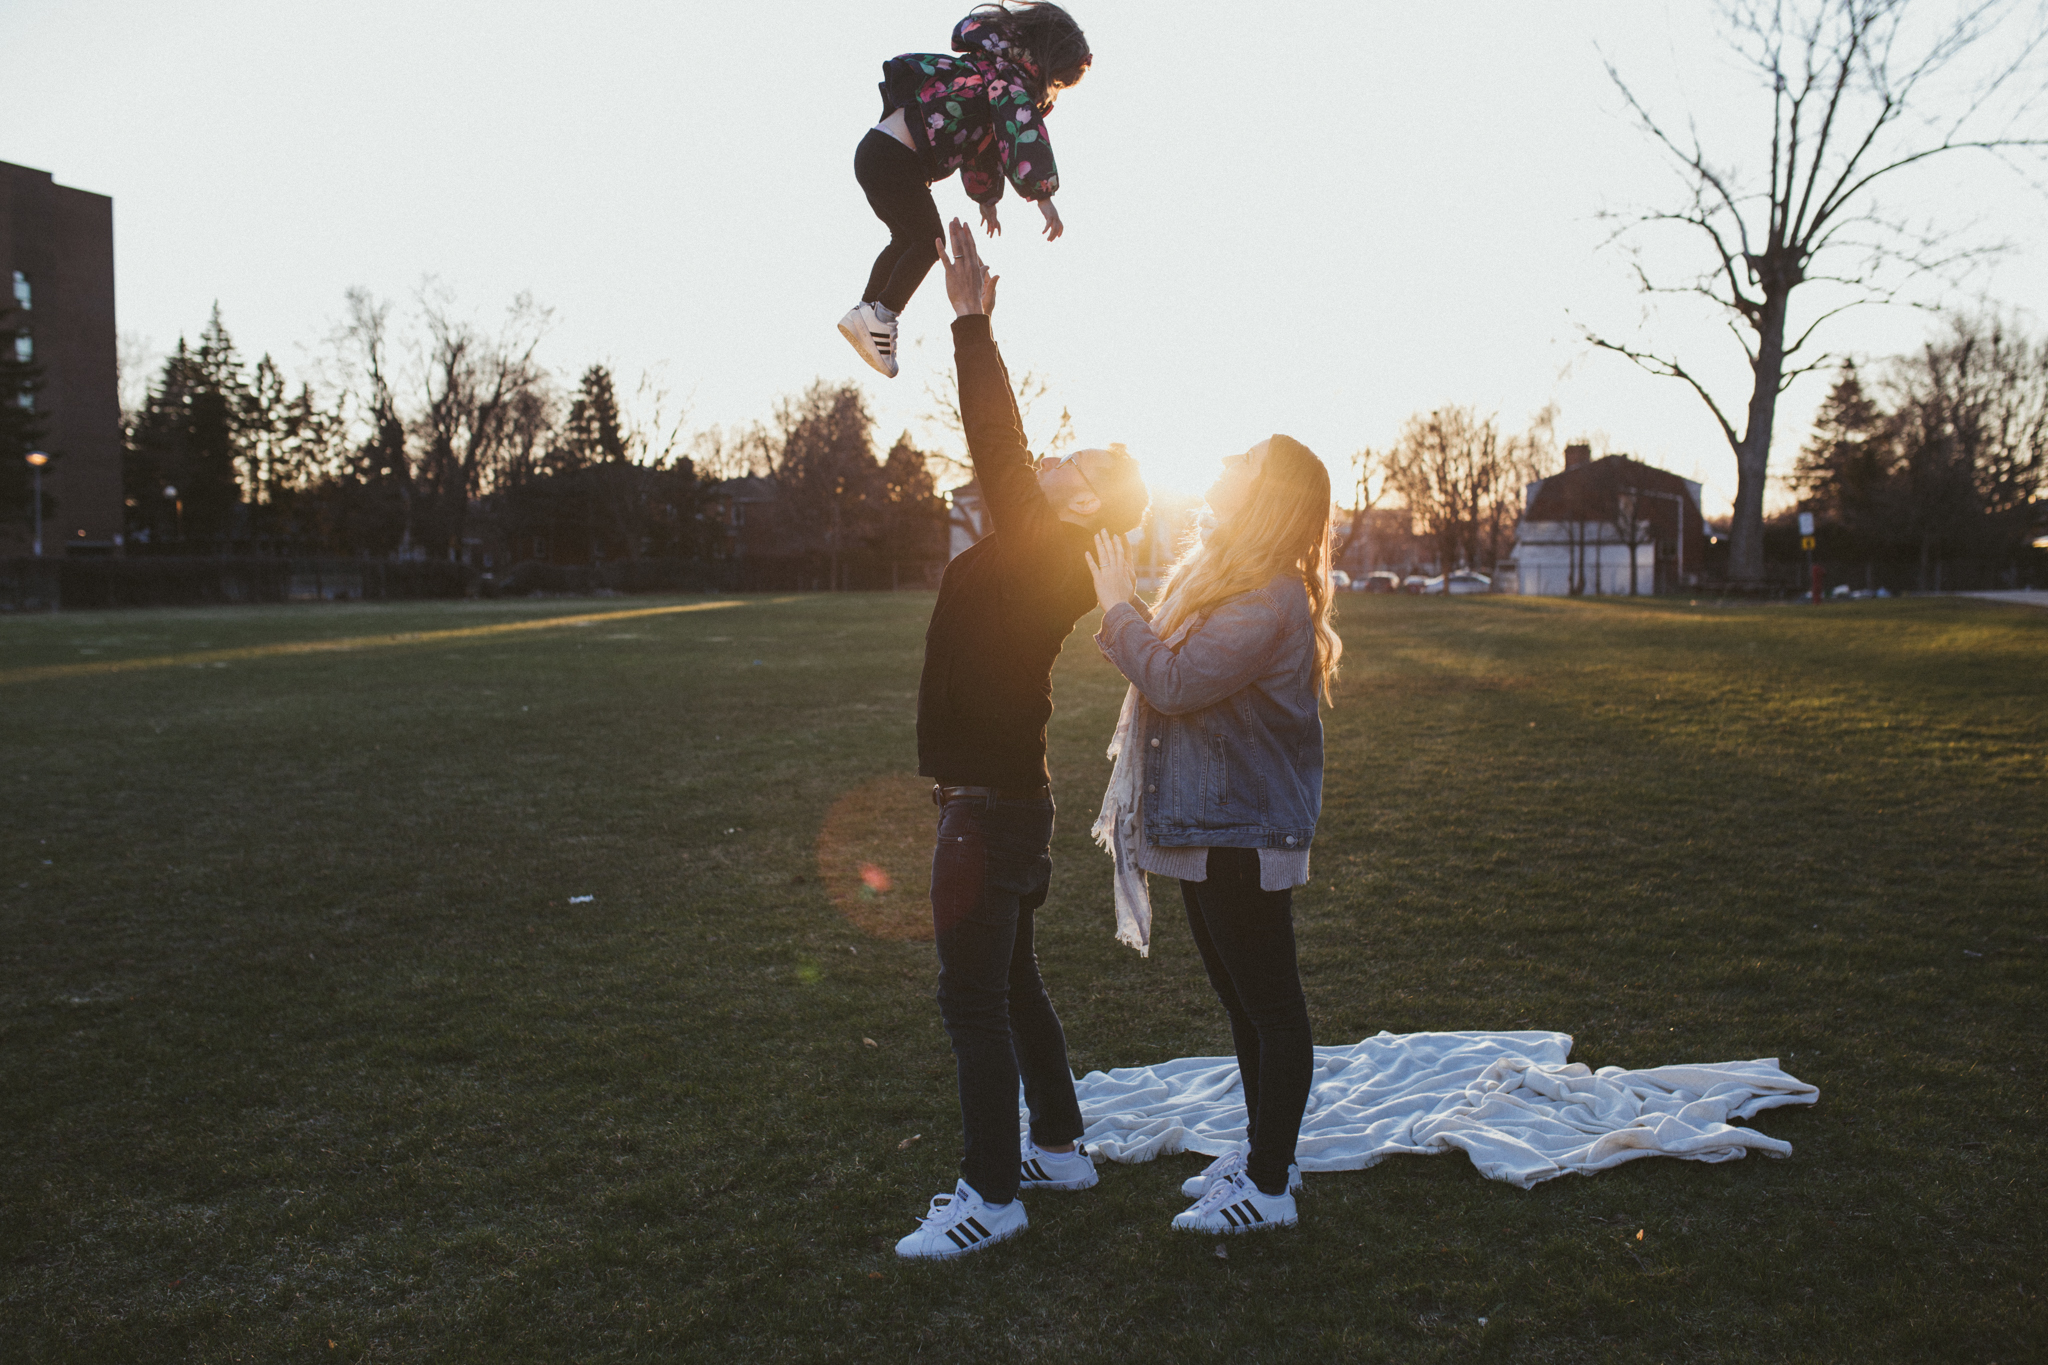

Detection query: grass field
(1, 591), (2042, 1363)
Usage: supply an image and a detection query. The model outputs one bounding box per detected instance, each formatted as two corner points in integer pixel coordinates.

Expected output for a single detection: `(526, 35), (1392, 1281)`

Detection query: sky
(6, 0), (2044, 514)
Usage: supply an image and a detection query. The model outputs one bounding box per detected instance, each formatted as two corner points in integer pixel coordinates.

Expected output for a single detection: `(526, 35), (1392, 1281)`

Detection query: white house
(1506, 446), (1707, 596)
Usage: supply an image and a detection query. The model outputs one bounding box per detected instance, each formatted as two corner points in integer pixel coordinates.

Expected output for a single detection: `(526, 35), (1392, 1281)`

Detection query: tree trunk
(830, 501), (842, 592)
(1726, 284), (1791, 588)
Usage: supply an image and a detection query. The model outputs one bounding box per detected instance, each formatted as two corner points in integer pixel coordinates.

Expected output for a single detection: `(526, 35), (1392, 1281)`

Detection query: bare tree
(1885, 310), (2048, 583)
(1334, 445), (1394, 571)
(624, 369), (691, 468)
(333, 288), (416, 553)
(116, 331), (157, 429)
(690, 422), (779, 480)
(1590, 0), (2048, 586)
(1385, 406), (1545, 573)
(920, 364), (1074, 483)
(413, 284), (554, 559)
(1611, 489), (1654, 596)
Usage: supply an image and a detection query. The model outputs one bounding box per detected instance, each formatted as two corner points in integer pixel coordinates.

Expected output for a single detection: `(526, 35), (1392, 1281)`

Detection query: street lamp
(25, 451), (49, 556)
(163, 484), (182, 542)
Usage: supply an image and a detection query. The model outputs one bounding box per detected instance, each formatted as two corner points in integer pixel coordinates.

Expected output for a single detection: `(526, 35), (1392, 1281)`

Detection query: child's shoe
(894, 1179), (1027, 1260)
(1020, 1139), (1098, 1191)
(839, 302), (899, 378)
(1178, 1149), (1302, 1199)
(1170, 1170), (1298, 1235)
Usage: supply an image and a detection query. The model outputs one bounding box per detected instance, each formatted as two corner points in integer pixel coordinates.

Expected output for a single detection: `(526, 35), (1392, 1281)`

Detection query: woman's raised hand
(1085, 528), (1137, 614)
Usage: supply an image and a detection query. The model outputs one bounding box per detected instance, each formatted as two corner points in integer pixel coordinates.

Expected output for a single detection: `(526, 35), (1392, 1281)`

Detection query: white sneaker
(838, 302), (899, 378)
(894, 1179), (1027, 1260)
(1020, 1139), (1098, 1191)
(1179, 1150), (1302, 1199)
(1170, 1170), (1298, 1235)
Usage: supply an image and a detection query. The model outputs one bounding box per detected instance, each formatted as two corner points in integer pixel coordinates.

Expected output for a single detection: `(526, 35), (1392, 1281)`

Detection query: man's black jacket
(916, 314), (1096, 789)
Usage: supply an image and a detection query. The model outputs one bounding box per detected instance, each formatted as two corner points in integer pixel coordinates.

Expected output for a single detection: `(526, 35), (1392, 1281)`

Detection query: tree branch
(1586, 333), (1742, 451)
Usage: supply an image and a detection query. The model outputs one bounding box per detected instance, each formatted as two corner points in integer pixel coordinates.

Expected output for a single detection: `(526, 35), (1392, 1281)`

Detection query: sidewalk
(1957, 591), (2048, 610)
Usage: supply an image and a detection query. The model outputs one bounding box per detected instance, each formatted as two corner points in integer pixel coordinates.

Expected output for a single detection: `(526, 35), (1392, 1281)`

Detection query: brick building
(1, 160), (122, 556)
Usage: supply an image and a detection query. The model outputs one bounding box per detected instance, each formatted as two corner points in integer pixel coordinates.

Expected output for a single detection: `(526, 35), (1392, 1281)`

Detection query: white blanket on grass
(1063, 1030), (1818, 1189)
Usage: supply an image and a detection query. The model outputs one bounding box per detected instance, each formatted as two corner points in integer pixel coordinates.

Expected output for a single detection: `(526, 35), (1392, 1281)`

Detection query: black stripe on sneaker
(946, 1226), (971, 1248)
(1023, 1159), (1047, 1182)
(964, 1217), (991, 1239)
(1219, 1205), (1242, 1227)
(1242, 1202), (1265, 1224)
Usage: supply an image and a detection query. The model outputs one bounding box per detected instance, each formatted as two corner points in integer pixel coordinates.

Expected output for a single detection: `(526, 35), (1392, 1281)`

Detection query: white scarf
(1090, 683), (1152, 956)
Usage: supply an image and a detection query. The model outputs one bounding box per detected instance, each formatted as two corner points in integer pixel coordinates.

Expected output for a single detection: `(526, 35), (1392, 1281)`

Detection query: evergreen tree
(881, 433), (947, 563)
(774, 381), (884, 587)
(555, 365), (629, 470)
(1794, 361), (1896, 548)
(124, 306), (249, 546)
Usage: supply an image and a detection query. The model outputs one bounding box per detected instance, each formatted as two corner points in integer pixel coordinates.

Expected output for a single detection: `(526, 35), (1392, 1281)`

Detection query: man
(894, 220), (1149, 1261)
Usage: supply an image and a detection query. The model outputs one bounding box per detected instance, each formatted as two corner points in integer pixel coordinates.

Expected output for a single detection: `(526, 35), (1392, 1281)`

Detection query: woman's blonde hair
(1152, 434), (1343, 705)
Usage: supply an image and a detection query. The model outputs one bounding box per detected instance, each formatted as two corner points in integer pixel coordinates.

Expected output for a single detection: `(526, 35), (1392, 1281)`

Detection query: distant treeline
(19, 285), (2038, 596)
(115, 289), (948, 586)
(1793, 313), (2047, 591)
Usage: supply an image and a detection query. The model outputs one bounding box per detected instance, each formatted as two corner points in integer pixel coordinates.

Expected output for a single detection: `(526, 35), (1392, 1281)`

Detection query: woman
(1084, 434), (1340, 1234)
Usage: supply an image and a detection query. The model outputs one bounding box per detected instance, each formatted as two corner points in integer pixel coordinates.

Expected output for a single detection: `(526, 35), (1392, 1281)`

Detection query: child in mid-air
(839, 2), (1091, 379)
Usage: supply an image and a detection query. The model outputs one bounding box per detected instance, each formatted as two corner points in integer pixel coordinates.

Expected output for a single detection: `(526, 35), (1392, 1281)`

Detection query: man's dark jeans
(931, 793), (1084, 1206)
(1180, 846), (1313, 1196)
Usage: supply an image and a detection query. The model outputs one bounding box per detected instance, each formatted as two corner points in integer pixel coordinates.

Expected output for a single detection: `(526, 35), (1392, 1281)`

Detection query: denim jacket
(1095, 573), (1324, 850)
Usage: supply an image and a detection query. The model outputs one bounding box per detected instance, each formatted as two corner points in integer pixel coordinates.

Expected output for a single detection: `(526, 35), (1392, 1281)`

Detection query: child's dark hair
(970, 2), (1092, 101)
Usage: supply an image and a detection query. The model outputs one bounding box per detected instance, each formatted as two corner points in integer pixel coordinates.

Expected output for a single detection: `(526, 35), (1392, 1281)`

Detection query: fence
(1, 557), (476, 611)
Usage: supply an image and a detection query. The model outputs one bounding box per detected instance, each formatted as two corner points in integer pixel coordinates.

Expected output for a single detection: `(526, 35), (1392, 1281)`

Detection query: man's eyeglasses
(1038, 453), (1098, 500)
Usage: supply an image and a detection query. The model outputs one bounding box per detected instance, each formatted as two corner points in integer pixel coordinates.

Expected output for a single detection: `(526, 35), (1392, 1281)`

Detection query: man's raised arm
(937, 220), (1055, 544)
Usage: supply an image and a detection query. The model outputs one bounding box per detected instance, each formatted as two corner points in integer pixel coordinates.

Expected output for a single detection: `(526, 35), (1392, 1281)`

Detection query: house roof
(1524, 456), (1702, 522)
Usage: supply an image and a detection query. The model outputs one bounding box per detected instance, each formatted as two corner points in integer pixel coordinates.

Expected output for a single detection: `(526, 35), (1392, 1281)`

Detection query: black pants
(1180, 847), (1313, 1196)
(931, 794), (1085, 1205)
(856, 129), (944, 314)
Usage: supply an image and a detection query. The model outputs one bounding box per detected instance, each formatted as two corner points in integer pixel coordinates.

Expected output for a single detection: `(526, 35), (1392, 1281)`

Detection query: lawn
(1, 591), (2041, 1363)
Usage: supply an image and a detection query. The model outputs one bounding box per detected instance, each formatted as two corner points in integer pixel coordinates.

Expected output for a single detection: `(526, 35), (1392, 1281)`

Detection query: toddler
(839, 2), (1091, 378)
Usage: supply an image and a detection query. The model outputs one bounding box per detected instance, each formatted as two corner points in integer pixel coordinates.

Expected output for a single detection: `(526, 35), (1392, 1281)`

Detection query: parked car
(1445, 571), (1492, 596)
(1361, 571), (1401, 594)
(1412, 571), (1493, 596)
(1331, 569), (1351, 590)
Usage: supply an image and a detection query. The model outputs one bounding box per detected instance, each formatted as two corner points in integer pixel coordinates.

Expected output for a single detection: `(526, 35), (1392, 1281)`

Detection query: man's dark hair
(1088, 443), (1148, 535)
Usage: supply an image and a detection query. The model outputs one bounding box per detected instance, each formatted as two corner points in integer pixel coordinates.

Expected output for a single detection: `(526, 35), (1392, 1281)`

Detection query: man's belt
(932, 783), (1052, 806)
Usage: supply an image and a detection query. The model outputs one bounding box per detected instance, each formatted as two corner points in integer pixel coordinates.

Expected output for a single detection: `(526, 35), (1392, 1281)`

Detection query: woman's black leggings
(1180, 847), (1314, 1197)
(855, 129), (944, 314)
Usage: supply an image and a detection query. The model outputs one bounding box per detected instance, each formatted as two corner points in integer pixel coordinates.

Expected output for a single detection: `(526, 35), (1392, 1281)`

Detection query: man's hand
(936, 218), (999, 318)
(1085, 529), (1138, 615)
(1038, 199), (1064, 242)
(980, 201), (1001, 237)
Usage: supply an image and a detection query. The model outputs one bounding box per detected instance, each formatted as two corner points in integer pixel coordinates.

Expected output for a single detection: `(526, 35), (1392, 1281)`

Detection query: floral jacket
(880, 13), (1061, 205)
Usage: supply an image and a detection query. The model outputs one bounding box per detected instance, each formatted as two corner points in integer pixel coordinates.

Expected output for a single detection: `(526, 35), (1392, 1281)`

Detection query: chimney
(1564, 442), (1592, 471)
